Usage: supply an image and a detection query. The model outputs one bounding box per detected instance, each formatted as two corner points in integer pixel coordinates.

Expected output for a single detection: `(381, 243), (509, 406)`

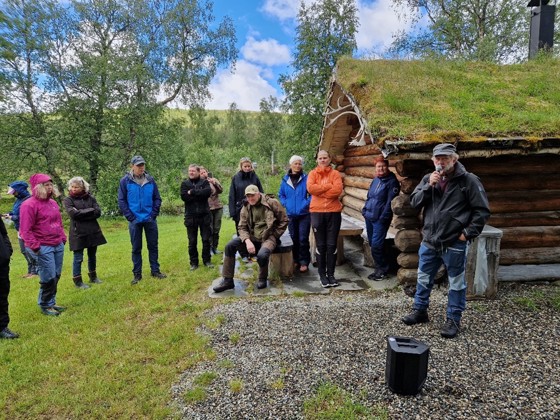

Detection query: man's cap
(245, 185), (260, 195)
(433, 143), (456, 156)
(131, 155), (146, 165)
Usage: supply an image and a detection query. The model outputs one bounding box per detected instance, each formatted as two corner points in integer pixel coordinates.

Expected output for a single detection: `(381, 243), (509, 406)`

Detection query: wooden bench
(269, 231), (294, 280)
(310, 214), (364, 266)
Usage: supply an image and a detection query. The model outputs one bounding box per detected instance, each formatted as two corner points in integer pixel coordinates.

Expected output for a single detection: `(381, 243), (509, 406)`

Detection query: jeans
(288, 214), (311, 266)
(28, 243), (64, 308)
(210, 208), (223, 249)
(72, 247), (97, 277)
(365, 219), (391, 274)
(185, 214), (212, 265)
(129, 219), (160, 274)
(18, 237), (38, 274)
(413, 240), (468, 322)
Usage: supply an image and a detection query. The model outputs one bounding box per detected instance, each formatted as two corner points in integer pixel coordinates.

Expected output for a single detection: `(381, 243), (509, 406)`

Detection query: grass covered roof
(335, 56), (560, 142)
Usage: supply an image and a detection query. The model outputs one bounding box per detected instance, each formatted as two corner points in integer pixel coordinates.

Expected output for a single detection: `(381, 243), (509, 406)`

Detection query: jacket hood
(29, 173), (52, 189)
(9, 180), (30, 195)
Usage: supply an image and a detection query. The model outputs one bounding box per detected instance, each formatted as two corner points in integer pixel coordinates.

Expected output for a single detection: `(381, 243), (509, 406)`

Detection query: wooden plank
(500, 226), (560, 248)
(498, 264), (560, 282)
(489, 211), (560, 228)
(500, 247), (560, 265)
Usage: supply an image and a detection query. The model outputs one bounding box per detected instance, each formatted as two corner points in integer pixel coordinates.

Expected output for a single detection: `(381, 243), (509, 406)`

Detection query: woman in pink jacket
(19, 174), (67, 316)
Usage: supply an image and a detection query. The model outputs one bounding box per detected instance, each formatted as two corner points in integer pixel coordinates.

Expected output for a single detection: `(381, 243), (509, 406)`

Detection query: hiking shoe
(212, 248), (222, 255)
(256, 278), (267, 289)
(151, 271), (167, 279)
(402, 309), (429, 325)
(319, 276), (330, 288)
(41, 307), (60, 316)
(131, 273), (142, 285)
(203, 262), (215, 269)
(441, 318), (460, 339)
(327, 275), (339, 287)
(213, 278), (235, 293)
(190, 264), (199, 271)
(52, 305), (67, 312)
(0, 327), (19, 339)
(368, 270), (387, 281)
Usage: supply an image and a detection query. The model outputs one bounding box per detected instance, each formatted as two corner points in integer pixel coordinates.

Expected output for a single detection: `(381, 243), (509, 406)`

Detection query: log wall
(340, 147), (560, 285)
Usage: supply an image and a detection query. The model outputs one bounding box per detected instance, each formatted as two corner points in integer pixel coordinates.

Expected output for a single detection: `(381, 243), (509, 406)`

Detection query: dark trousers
(234, 219), (249, 258)
(223, 237), (275, 279)
(311, 212), (341, 276)
(288, 214), (311, 266)
(72, 246), (97, 277)
(0, 263), (10, 330)
(129, 220), (160, 274)
(210, 208), (223, 249)
(185, 214), (212, 265)
(365, 219), (391, 274)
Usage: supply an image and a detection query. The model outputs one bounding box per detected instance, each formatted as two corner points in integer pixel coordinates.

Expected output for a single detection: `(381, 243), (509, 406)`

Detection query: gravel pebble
(171, 283), (560, 419)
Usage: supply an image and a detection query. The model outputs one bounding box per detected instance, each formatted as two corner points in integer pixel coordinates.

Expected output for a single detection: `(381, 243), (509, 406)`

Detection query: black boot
(402, 309), (429, 325)
(316, 251), (329, 288)
(131, 273), (142, 285)
(73, 275), (90, 289)
(88, 271), (102, 284)
(213, 278), (234, 293)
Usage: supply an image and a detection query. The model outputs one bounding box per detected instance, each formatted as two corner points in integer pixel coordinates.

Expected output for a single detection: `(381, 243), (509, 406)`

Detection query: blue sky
(204, 0), (415, 111)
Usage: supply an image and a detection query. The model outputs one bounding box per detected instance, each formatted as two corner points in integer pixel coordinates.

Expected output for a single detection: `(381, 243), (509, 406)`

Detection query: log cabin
(318, 57), (560, 285)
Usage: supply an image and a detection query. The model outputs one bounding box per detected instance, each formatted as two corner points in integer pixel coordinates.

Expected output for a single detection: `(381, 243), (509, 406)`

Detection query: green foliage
(193, 371), (218, 387)
(183, 386), (207, 404)
(229, 379), (243, 393)
(0, 216), (237, 417)
(388, 0), (531, 63)
(303, 383), (387, 419)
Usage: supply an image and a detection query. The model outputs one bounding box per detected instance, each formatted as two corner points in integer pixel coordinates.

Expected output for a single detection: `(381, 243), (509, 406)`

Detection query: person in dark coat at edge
(180, 164), (213, 271)
(199, 166), (224, 255)
(118, 155), (167, 285)
(402, 143), (490, 339)
(5, 180), (38, 278)
(0, 217), (19, 338)
(278, 155), (312, 273)
(228, 157), (263, 263)
(62, 177), (107, 289)
(213, 185), (288, 293)
(361, 157), (400, 281)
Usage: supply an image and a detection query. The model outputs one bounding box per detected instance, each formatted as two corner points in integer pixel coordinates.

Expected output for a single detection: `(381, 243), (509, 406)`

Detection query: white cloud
(356, 0), (413, 53)
(241, 36), (291, 66)
(206, 60), (280, 111)
(261, 0), (300, 21)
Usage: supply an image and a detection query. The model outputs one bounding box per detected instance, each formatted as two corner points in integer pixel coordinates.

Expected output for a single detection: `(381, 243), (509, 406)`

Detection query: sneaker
(368, 270), (387, 281)
(327, 275), (339, 287)
(256, 278), (267, 289)
(319, 276), (330, 288)
(131, 273), (142, 285)
(213, 278), (235, 293)
(151, 271), (167, 279)
(212, 248), (222, 255)
(402, 309), (429, 325)
(203, 262), (215, 269)
(40, 307), (60, 316)
(190, 264), (199, 271)
(0, 327), (19, 339)
(52, 305), (67, 312)
(441, 318), (460, 339)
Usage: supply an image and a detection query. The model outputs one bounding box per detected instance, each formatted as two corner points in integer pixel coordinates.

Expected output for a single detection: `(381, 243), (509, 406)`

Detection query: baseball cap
(244, 185), (259, 195)
(131, 155), (146, 165)
(432, 143), (456, 156)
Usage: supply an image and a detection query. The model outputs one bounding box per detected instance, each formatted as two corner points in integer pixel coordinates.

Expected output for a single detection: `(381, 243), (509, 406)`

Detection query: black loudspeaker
(385, 336), (430, 395)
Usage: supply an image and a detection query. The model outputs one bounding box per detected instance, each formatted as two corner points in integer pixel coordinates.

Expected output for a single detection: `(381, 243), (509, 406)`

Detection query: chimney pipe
(527, 0), (556, 59)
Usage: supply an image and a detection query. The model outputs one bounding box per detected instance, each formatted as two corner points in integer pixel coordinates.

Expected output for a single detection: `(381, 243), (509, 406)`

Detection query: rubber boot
(257, 264), (268, 289)
(213, 278), (234, 293)
(88, 271), (102, 284)
(73, 275), (90, 289)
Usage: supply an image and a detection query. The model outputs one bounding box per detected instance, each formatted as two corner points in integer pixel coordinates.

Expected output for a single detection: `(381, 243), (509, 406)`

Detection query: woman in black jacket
(228, 157), (263, 262)
(62, 177), (107, 289)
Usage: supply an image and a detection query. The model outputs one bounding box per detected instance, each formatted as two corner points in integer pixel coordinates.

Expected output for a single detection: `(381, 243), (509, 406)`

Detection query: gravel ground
(171, 283), (560, 419)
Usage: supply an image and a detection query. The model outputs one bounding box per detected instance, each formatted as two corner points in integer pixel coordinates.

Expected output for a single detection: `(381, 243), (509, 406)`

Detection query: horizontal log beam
(480, 174), (560, 192)
(344, 144), (382, 157)
(489, 211), (560, 228)
(391, 194), (421, 217)
(343, 206), (365, 222)
(397, 252), (419, 268)
(394, 229), (422, 252)
(344, 186), (368, 201)
(346, 166), (377, 178)
(499, 247), (560, 265)
(344, 175), (372, 190)
(488, 190), (560, 213)
(500, 226), (560, 248)
(342, 195), (365, 213)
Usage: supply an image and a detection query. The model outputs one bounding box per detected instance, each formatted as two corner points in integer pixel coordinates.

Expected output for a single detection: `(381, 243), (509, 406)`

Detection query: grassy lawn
(0, 216), (234, 418)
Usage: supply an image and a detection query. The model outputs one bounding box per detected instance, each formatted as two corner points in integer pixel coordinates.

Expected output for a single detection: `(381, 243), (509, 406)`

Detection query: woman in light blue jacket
(278, 155), (312, 272)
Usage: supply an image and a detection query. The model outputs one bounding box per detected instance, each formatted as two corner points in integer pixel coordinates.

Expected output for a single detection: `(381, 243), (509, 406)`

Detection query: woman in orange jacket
(307, 150), (343, 288)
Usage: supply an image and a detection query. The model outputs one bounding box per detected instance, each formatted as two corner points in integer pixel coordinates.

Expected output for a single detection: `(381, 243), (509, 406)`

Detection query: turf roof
(335, 56), (560, 143)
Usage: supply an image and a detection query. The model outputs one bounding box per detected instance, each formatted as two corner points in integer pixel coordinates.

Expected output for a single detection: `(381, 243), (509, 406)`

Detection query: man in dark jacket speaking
(180, 164), (212, 271)
(213, 185), (288, 293)
(402, 143), (490, 339)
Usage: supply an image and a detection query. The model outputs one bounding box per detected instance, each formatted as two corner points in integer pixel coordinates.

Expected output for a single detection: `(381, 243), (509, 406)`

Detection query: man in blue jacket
(118, 155), (166, 285)
(402, 143), (490, 339)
